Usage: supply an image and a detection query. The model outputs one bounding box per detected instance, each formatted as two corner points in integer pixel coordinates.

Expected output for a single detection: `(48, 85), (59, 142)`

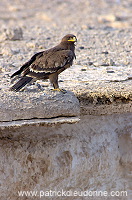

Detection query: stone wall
(0, 93), (131, 199)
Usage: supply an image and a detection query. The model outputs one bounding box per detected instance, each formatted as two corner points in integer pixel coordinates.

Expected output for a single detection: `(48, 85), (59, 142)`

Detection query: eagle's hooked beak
(68, 36), (77, 42)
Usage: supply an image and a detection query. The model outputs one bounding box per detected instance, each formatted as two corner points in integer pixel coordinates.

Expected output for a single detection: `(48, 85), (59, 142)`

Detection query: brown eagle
(10, 34), (77, 92)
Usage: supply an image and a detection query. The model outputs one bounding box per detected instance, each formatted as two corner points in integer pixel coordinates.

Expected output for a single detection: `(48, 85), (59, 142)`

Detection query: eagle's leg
(49, 73), (66, 93)
(49, 73), (59, 89)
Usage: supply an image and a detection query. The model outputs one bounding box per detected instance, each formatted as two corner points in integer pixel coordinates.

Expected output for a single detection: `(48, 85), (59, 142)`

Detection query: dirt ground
(0, 0), (132, 93)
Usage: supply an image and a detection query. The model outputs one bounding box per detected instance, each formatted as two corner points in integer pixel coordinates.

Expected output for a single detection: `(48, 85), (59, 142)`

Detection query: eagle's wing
(22, 49), (74, 78)
(11, 51), (44, 78)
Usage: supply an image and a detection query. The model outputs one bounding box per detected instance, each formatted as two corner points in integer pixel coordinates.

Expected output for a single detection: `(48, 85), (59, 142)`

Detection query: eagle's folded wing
(22, 50), (74, 78)
(11, 51), (44, 78)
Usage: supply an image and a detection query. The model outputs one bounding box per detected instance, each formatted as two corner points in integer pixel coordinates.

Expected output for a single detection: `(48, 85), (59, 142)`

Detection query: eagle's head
(61, 34), (77, 43)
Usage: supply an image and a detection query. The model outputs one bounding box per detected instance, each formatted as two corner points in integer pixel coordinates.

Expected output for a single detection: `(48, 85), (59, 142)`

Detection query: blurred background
(0, 0), (131, 39)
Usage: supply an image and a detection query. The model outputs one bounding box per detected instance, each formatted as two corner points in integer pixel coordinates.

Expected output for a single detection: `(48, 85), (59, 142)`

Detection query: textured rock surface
(0, 89), (80, 122)
(0, 113), (131, 200)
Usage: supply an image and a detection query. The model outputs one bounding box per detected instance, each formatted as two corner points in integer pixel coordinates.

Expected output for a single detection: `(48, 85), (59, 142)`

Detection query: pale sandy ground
(0, 0), (132, 101)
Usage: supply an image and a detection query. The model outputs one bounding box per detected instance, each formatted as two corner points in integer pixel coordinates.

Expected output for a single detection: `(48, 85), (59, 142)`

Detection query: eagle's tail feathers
(10, 77), (33, 92)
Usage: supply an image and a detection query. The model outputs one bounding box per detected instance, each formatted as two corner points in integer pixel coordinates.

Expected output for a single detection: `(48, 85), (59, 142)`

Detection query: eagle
(10, 34), (77, 92)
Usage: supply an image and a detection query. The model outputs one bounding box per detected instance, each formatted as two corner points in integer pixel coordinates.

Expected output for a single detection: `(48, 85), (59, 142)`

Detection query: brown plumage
(10, 34), (77, 92)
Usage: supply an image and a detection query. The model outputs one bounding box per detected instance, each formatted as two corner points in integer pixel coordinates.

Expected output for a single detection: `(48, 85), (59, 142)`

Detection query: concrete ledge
(0, 89), (80, 122)
(0, 116), (80, 129)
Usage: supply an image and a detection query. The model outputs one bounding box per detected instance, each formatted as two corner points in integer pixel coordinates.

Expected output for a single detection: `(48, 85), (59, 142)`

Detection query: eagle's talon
(52, 88), (67, 93)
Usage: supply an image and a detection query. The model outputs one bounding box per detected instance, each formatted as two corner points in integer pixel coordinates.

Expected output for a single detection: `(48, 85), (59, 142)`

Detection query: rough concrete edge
(80, 103), (132, 115)
(0, 116), (80, 129)
(76, 92), (132, 105)
(75, 91), (132, 115)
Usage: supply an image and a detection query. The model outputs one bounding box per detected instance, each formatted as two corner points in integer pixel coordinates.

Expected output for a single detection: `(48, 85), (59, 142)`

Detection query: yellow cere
(68, 37), (76, 42)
